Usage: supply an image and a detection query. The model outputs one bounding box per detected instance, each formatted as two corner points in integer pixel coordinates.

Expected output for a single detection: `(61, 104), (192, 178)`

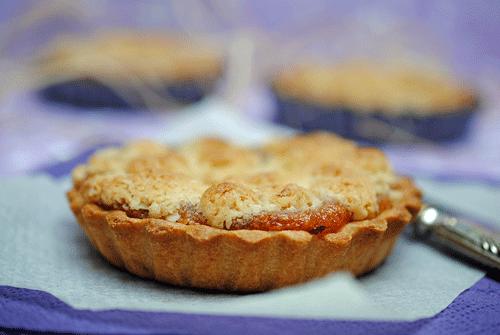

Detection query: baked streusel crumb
(273, 62), (476, 113)
(73, 133), (399, 233)
(38, 32), (222, 82)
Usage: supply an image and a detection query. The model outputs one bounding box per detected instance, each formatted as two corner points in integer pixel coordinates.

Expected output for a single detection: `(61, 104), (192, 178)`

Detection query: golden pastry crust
(38, 32), (222, 83)
(273, 62), (477, 114)
(68, 133), (422, 291)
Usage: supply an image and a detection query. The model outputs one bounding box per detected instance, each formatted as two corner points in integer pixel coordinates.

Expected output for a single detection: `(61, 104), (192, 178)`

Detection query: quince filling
(230, 201), (352, 235)
(99, 196), (392, 236)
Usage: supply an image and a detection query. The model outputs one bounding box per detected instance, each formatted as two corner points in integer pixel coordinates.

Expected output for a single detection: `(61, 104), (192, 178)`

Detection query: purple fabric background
(1, 277), (498, 335)
(3, 0), (500, 74)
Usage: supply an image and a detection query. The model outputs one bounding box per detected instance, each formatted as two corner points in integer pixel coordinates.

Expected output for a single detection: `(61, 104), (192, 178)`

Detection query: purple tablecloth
(1, 277), (498, 335)
(0, 150), (498, 335)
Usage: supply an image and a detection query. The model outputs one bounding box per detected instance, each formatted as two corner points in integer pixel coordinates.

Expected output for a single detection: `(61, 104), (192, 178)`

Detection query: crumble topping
(273, 62), (476, 113)
(38, 32), (222, 83)
(73, 133), (399, 231)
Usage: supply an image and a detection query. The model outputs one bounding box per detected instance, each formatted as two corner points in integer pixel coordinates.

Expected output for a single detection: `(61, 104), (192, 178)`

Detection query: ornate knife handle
(414, 205), (500, 270)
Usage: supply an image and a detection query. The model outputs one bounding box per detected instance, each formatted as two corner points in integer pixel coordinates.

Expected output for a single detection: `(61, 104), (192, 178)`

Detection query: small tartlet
(272, 62), (478, 142)
(37, 32), (223, 108)
(68, 133), (421, 291)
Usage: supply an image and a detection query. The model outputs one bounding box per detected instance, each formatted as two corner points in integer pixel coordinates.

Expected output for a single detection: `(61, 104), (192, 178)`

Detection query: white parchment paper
(1, 101), (498, 320)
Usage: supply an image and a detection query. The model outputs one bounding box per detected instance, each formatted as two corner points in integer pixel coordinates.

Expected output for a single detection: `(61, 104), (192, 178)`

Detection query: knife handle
(414, 205), (500, 270)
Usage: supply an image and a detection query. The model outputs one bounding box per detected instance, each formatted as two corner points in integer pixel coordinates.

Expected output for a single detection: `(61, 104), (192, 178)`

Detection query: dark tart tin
(39, 77), (219, 109)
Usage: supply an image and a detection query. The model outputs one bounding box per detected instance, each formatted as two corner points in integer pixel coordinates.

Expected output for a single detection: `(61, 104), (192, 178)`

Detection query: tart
(37, 32), (222, 108)
(272, 62), (479, 142)
(67, 133), (421, 291)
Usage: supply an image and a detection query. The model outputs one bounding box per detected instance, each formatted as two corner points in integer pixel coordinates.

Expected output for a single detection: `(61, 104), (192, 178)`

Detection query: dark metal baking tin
(39, 78), (218, 109)
(272, 91), (479, 143)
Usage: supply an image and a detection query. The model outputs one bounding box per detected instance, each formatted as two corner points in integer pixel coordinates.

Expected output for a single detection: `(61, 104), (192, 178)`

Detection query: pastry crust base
(68, 178), (421, 292)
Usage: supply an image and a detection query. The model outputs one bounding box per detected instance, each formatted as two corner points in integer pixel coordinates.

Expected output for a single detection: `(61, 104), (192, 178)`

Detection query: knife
(412, 204), (500, 270)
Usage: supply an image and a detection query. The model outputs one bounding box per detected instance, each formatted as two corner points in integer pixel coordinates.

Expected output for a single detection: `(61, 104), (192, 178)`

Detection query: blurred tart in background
(271, 61), (479, 142)
(36, 32), (223, 109)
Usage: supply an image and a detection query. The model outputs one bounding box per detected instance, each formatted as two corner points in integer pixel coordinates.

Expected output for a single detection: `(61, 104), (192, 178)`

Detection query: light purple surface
(1, 277), (498, 334)
(0, 92), (173, 175)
